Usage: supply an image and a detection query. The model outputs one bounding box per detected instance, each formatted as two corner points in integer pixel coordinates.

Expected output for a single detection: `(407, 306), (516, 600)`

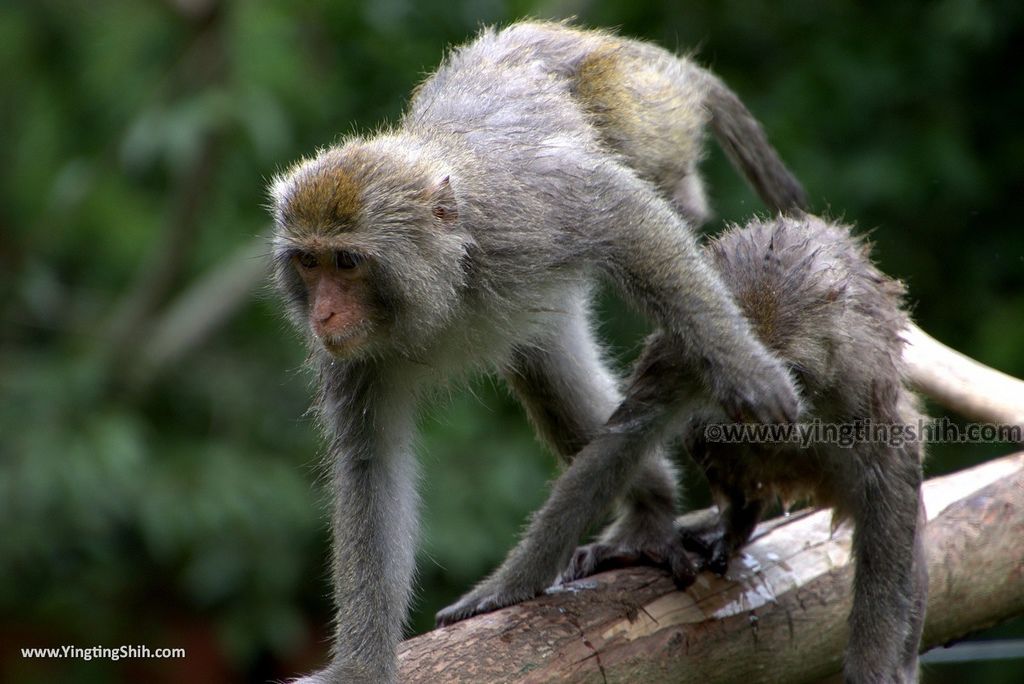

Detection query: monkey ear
(428, 175), (459, 224)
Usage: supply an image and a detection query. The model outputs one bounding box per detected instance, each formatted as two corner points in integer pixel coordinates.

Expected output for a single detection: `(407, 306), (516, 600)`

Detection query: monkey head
(269, 137), (471, 359)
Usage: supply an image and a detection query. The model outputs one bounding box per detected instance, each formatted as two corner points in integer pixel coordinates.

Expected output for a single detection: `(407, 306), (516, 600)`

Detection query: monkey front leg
(504, 304), (689, 585)
(292, 369), (419, 684)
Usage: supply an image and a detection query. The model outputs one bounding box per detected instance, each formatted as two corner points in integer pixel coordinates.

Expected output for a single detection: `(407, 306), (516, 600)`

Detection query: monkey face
(287, 246), (380, 358)
(269, 140), (472, 358)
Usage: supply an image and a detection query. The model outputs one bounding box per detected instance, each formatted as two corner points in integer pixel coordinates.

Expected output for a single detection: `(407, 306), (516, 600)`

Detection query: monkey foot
(561, 537), (698, 590)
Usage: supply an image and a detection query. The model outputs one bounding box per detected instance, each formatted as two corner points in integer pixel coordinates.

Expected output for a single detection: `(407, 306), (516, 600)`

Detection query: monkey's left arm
(435, 331), (698, 625)
(594, 166), (800, 426)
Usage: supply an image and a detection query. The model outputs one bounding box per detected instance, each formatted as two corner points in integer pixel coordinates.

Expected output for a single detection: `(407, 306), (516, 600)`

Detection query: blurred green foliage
(0, 0), (1021, 682)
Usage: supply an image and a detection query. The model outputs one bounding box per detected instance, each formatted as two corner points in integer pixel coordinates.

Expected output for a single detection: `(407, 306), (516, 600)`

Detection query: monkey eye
(295, 252), (319, 270)
(334, 250), (363, 270)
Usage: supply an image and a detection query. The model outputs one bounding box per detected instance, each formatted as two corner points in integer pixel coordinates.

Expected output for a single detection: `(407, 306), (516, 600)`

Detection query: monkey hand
(561, 533), (698, 590)
(711, 351), (801, 425)
(435, 574), (543, 627)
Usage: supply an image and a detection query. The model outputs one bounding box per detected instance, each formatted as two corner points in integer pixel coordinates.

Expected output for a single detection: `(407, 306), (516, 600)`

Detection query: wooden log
(398, 452), (1024, 683)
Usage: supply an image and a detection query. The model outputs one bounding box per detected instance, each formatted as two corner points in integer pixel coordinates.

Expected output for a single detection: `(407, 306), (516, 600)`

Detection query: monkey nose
(313, 311), (338, 337)
(315, 308), (337, 324)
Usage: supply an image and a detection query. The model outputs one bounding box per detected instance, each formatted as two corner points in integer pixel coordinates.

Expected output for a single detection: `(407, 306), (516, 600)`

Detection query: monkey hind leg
(575, 37), (806, 217)
(898, 493), (929, 682)
(845, 444), (924, 684)
(436, 418), (679, 627)
(438, 315), (691, 626)
(574, 41), (711, 211)
(507, 316), (699, 592)
(676, 425), (768, 576)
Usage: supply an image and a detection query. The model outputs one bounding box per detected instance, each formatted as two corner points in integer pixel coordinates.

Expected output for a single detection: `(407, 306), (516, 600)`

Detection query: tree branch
(903, 323), (1024, 430)
(399, 452), (1024, 683)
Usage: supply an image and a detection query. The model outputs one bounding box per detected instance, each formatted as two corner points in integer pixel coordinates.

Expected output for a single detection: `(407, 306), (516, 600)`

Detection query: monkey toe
(561, 540), (696, 589)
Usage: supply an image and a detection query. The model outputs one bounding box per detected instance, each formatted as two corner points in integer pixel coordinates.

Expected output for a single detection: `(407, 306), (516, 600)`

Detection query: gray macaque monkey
(269, 21), (806, 683)
(560, 215), (928, 684)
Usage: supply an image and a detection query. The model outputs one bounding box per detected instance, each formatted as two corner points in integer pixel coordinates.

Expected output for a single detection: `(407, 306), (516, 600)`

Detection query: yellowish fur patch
(575, 42), (704, 184)
(279, 149), (366, 233)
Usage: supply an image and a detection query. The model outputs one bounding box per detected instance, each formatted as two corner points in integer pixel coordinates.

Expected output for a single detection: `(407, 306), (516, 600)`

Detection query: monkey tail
(902, 322), (1024, 431)
(703, 72), (809, 213)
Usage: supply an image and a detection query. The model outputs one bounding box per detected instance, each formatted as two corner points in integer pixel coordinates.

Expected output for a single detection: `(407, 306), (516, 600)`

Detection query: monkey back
(405, 21), (710, 201)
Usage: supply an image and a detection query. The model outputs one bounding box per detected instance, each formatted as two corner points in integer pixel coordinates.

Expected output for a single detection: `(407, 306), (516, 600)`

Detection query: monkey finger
(435, 602), (474, 627)
(435, 582), (539, 627)
(722, 362), (802, 425)
(678, 528), (716, 559)
(734, 390), (799, 426)
(677, 525), (736, 577)
(435, 591), (509, 627)
(435, 594), (483, 627)
(563, 540), (698, 590)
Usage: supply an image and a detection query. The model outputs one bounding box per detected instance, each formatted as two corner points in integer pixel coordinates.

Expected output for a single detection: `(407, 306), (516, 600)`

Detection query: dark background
(1, 0), (1021, 682)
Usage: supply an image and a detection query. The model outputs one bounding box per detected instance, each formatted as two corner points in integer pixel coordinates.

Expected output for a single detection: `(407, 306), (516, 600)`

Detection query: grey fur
(270, 21), (807, 683)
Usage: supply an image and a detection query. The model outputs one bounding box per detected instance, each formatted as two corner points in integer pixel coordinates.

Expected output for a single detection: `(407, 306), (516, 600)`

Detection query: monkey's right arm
(290, 362), (419, 684)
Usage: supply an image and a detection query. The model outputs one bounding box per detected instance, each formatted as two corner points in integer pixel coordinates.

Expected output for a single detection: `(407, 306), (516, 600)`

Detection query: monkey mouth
(320, 323), (373, 356)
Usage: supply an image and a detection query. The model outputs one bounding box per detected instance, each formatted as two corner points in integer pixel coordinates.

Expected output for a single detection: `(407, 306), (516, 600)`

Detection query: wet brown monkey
(562, 215), (928, 683)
